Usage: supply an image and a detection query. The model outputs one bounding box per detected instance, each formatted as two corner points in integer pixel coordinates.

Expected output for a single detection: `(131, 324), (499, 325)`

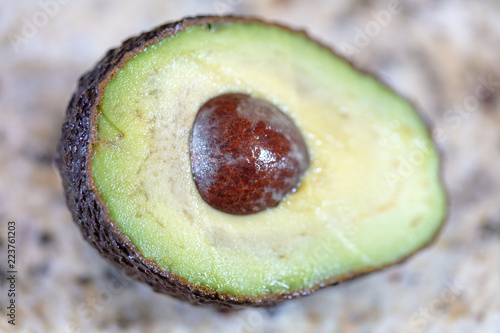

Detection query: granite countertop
(1, 0), (500, 332)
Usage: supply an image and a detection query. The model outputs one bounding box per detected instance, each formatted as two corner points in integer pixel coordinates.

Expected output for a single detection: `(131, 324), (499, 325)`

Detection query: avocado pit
(190, 93), (310, 215)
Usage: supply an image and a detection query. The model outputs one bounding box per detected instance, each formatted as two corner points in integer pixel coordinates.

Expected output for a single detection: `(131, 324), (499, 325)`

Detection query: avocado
(57, 16), (446, 307)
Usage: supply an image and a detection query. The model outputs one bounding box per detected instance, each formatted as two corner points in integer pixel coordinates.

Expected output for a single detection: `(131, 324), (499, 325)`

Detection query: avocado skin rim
(56, 16), (446, 308)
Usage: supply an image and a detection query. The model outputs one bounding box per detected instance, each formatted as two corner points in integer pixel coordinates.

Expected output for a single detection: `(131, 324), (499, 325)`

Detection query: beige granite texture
(1, 0), (500, 332)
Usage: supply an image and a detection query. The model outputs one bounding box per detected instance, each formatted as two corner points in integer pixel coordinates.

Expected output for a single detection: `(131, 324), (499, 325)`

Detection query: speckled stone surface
(1, 0), (499, 332)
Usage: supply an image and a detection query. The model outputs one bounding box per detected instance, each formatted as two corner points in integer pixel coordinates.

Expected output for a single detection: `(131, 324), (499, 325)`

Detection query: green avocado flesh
(92, 21), (446, 297)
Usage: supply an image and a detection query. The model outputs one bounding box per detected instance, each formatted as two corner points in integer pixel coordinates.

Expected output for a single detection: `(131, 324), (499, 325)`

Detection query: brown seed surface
(190, 93), (310, 215)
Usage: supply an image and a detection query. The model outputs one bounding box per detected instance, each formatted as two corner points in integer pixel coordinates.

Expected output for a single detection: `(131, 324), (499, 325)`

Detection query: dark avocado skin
(56, 16), (446, 308)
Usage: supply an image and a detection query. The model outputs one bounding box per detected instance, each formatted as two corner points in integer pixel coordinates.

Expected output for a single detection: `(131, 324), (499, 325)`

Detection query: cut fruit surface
(92, 20), (445, 297)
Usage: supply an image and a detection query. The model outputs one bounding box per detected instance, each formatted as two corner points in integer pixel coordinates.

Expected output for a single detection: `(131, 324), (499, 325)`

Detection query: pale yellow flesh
(92, 22), (446, 297)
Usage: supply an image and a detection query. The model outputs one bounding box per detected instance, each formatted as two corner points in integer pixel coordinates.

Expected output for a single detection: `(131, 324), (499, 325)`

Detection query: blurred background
(1, 0), (500, 332)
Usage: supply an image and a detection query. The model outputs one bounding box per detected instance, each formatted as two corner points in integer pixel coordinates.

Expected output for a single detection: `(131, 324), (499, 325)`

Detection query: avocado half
(57, 16), (446, 307)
